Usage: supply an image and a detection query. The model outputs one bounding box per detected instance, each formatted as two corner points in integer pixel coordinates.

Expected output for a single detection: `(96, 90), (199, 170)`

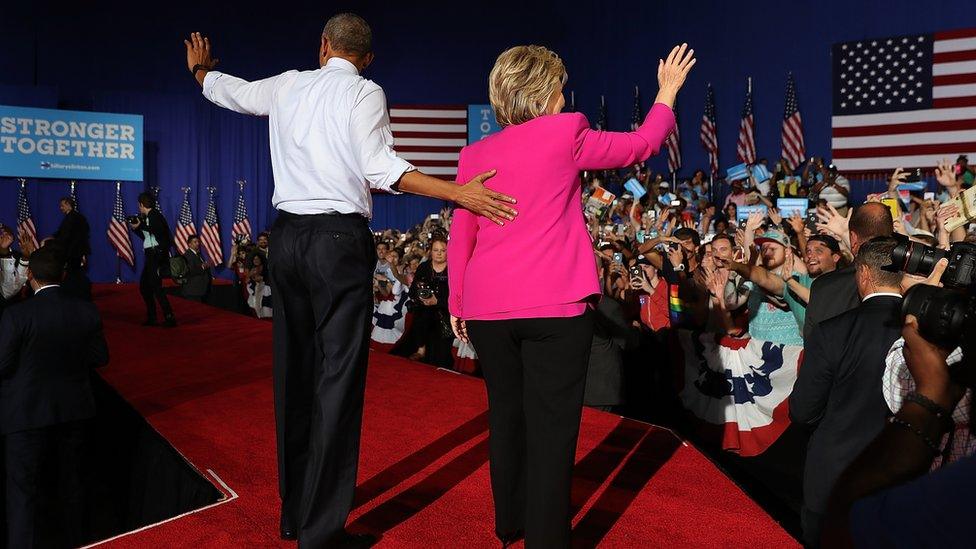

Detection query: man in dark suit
(129, 192), (177, 327)
(803, 202), (893, 339)
(182, 234), (212, 302)
(52, 196), (92, 301)
(0, 246), (109, 548)
(789, 237), (903, 547)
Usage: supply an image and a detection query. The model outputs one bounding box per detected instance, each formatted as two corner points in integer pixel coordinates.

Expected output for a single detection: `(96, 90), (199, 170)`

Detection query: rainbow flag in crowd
(673, 331), (803, 457)
(668, 285), (687, 326)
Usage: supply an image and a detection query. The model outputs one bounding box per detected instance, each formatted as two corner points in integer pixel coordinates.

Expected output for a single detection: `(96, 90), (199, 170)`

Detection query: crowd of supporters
(369, 154), (976, 547)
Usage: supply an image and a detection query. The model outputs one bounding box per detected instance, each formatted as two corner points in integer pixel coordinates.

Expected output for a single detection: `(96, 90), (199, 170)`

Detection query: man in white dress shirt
(185, 14), (516, 548)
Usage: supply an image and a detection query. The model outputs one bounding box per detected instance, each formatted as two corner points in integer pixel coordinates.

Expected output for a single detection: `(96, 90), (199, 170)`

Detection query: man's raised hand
(184, 32), (218, 85)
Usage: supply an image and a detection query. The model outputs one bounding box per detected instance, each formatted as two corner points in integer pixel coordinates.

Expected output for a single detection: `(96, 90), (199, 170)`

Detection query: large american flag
(831, 28), (976, 173)
(107, 182), (135, 266)
(781, 73), (806, 171)
(665, 107), (682, 174)
(174, 188), (196, 254)
(200, 187), (223, 265)
(736, 79), (757, 164)
(16, 179), (39, 250)
(231, 181), (252, 241)
(390, 105), (466, 179)
(700, 84), (719, 175)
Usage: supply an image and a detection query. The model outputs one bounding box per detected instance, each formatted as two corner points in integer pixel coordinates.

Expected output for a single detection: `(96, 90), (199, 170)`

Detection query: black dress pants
(139, 247), (173, 321)
(269, 211), (375, 548)
(5, 421), (86, 549)
(466, 311), (594, 548)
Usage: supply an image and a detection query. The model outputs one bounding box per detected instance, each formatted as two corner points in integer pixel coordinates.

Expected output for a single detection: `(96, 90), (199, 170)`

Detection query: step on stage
(86, 284), (797, 548)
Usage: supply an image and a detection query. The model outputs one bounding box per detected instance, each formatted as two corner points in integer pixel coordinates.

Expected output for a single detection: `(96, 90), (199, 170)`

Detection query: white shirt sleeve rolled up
(350, 87), (410, 194)
(202, 71), (284, 116)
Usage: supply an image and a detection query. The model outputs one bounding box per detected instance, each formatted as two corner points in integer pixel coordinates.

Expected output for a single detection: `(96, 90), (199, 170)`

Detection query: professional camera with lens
(415, 281), (434, 300)
(126, 215), (141, 225)
(890, 238), (976, 384)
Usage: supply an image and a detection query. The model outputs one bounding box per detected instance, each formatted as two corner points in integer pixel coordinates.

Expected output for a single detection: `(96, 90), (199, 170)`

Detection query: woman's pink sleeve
(573, 103), (676, 170)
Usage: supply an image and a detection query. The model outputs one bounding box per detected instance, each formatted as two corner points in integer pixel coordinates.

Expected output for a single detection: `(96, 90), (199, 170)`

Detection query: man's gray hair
(322, 13), (372, 55)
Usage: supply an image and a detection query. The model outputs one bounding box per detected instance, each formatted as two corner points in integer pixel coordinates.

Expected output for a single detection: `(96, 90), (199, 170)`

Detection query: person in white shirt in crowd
(0, 226), (33, 312)
(814, 162), (850, 216)
(185, 14), (517, 547)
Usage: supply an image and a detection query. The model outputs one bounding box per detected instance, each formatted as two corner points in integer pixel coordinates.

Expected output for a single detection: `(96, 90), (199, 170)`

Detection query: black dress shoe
(163, 315), (177, 328)
(141, 318), (157, 326)
(280, 515), (297, 540)
(330, 531), (378, 548)
(498, 529), (525, 548)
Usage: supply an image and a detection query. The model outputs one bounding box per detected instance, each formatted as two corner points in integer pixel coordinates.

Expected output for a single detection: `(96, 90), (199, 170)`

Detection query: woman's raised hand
(656, 44), (696, 107)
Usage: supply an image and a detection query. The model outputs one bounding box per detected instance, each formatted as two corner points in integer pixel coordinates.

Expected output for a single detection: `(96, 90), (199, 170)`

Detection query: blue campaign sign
(467, 104), (502, 144)
(736, 204), (768, 223)
(0, 105), (143, 181)
(776, 198), (809, 218)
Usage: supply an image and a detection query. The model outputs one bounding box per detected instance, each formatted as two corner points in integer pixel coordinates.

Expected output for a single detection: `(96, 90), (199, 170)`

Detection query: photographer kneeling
(822, 255), (975, 547)
(391, 234), (454, 369)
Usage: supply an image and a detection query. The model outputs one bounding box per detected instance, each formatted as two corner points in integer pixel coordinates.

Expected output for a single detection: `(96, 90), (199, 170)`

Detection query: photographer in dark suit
(391, 234), (453, 369)
(789, 237), (904, 547)
(52, 196), (92, 301)
(181, 235), (212, 302)
(0, 245), (109, 548)
(129, 192), (177, 327)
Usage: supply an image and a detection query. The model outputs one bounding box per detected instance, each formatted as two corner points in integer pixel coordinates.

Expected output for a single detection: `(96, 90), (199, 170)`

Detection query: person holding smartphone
(448, 43), (694, 547)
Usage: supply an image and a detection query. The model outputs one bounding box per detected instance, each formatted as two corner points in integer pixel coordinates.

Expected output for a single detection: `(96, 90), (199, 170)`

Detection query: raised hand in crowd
(18, 232), (35, 258)
(767, 207), (783, 228)
(887, 167), (908, 199)
(816, 204), (851, 250)
(935, 158), (962, 198)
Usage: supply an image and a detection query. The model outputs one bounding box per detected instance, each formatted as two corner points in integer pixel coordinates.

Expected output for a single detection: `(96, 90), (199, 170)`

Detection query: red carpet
(88, 284), (798, 548)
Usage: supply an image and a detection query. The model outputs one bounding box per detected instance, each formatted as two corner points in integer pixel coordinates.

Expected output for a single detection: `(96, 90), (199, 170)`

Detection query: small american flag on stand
(69, 180), (78, 210)
(665, 106), (682, 174)
(596, 95), (608, 131)
(781, 73), (806, 171)
(390, 105), (466, 179)
(736, 77), (757, 164)
(700, 84), (719, 175)
(231, 180), (252, 241)
(16, 179), (39, 250)
(107, 182), (135, 266)
(568, 91), (576, 113)
(174, 187), (196, 254)
(630, 86), (641, 130)
(201, 187), (223, 265)
(831, 28), (976, 173)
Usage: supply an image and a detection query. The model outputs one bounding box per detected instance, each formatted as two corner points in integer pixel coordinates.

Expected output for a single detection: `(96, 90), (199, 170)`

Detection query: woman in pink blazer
(448, 44), (695, 547)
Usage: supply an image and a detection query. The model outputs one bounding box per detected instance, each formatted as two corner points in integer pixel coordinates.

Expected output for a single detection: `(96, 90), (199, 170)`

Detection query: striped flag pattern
(174, 188), (196, 254)
(700, 84), (719, 175)
(231, 181), (252, 241)
(831, 28), (976, 172)
(201, 188), (223, 265)
(781, 73), (806, 171)
(16, 180), (39, 250)
(107, 183), (135, 266)
(390, 105), (466, 179)
(736, 79), (757, 164)
(665, 107), (682, 174)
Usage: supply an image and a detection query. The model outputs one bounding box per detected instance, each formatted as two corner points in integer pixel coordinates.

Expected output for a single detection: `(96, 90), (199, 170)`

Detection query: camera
(416, 281), (433, 300)
(126, 215), (140, 225)
(891, 239), (976, 371)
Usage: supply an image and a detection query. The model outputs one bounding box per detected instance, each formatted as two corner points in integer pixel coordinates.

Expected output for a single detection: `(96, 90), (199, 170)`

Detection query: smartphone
(429, 213), (440, 220)
(924, 192), (936, 201)
(880, 197), (901, 220)
(613, 252), (624, 264)
(671, 200), (682, 207)
(647, 210), (657, 220)
(616, 225), (626, 236)
(636, 231), (646, 244)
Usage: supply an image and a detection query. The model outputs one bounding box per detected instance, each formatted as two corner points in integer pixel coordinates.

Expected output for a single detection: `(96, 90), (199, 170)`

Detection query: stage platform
(86, 283), (798, 548)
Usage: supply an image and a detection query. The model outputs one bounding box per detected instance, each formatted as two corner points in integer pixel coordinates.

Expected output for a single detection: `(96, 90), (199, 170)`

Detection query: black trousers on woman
(466, 311), (594, 548)
(269, 211), (375, 548)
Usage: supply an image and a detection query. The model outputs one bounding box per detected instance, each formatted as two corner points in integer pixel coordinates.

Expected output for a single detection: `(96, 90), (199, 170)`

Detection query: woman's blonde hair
(489, 45), (567, 127)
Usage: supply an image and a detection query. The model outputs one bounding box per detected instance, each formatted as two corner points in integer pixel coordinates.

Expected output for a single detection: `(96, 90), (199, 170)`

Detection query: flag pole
(115, 181), (123, 284)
